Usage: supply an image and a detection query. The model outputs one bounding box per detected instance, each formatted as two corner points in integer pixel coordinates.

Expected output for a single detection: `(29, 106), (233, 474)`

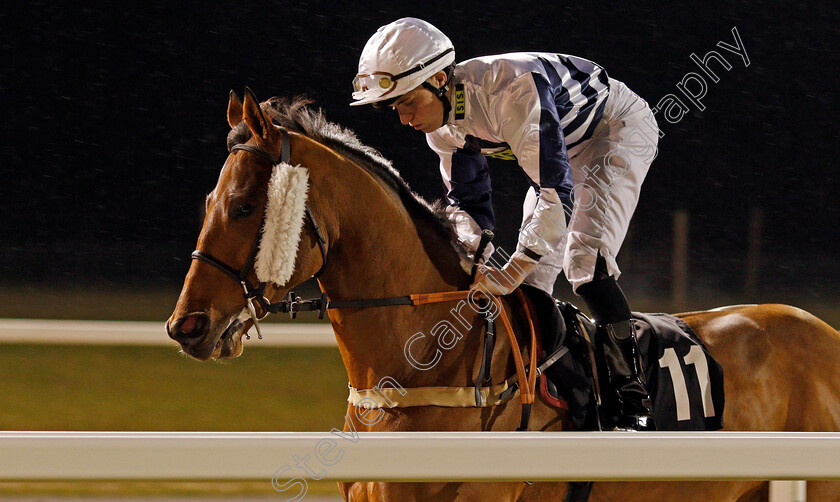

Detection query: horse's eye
(232, 204), (256, 220)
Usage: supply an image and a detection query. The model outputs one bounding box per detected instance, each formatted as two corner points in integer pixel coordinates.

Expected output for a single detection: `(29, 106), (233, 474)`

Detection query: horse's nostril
(181, 316), (199, 334)
(170, 313), (209, 342)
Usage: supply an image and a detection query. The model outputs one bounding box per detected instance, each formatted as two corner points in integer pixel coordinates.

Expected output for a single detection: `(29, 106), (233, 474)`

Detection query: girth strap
(336, 289), (540, 415)
(348, 379), (518, 408)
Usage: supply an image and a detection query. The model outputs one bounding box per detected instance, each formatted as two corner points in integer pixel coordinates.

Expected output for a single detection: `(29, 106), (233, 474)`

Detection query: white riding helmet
(351, 18), (455, 107)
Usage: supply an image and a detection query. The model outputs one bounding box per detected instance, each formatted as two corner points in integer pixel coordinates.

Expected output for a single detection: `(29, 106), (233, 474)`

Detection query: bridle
(186, 127), (543, 424)
(190, 127), (470, 337)
(190, 130), (329, 338)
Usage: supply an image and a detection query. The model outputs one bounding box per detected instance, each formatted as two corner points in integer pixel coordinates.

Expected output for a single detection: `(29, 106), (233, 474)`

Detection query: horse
(167, 89), (840, 501)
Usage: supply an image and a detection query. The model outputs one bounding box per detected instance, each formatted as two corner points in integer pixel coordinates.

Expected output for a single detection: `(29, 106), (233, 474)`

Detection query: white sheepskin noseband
(254, 162), (310, 286)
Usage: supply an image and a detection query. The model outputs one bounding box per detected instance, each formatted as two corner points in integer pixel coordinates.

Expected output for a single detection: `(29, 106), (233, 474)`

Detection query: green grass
(0, 480), (342, 497)
(0, 343), (350, 495)
(0, 345), (348, 431)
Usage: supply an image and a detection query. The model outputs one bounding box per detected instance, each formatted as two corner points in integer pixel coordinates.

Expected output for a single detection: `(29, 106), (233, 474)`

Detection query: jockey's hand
(471, 254), (537, 296)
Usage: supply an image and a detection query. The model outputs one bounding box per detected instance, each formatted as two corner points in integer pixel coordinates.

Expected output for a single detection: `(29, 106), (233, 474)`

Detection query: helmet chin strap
(422, 81), (452, 128)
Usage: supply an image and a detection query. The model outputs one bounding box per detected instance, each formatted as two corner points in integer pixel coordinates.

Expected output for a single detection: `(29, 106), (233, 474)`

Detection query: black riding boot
(597, 319), (655, 430)
(578, 253), (655, 431)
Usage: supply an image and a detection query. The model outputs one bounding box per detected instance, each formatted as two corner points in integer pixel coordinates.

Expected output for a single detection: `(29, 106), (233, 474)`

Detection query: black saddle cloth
(634, 312), (725, 431)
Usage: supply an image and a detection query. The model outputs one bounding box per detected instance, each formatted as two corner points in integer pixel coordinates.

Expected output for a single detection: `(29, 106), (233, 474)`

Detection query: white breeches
(523, 78), (660, 294)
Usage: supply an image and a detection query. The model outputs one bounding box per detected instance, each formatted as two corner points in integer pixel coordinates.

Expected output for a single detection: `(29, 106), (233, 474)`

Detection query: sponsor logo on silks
(483, 148), (517, 161)
(454, 84), (465, 120)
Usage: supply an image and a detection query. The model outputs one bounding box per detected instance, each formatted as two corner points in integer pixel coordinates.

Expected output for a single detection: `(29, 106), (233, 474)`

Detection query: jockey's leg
(577, 254), (654, 430)
(562, 77), (659, 430)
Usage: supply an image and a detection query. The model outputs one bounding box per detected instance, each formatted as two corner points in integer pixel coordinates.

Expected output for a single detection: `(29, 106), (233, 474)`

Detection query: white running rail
(0, 318), (336, 346)
(0, 322), (825, 501)
(0, 432), (833, 501)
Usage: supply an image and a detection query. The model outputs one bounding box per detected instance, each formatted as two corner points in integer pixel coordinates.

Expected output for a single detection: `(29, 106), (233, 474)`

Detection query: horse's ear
(227, 90), (243, 128)
(242, 87), (277, 143)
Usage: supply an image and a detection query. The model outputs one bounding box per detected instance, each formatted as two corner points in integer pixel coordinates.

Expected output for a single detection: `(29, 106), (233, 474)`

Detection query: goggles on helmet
(352, 47), (454, 102)
(352, 71), (400, 97)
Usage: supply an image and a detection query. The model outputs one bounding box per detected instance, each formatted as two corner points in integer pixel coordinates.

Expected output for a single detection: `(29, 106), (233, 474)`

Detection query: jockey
(351, 17), (659, 431)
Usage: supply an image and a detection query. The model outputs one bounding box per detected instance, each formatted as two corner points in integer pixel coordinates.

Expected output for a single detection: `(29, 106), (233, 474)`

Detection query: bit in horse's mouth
(218, 320), (242, 348)
(211, 317), (248, 359)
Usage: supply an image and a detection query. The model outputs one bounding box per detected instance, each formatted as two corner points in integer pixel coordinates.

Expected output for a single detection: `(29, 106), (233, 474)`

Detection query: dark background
(2, 1), (838, 314)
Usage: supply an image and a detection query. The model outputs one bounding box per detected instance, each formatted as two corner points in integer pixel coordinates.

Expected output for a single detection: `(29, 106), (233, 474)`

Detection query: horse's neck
(299, 139), (476, 389)
(301, 141), (468, 300)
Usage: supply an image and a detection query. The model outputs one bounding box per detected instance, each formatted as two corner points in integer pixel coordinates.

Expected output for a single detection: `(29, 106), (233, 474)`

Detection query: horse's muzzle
(167, 312), (211, 347)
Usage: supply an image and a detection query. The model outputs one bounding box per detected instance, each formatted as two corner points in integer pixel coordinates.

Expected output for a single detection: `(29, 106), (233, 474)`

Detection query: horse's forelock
(263, 96), (314, 131)
(225, 97), (309, 151)
(226, 122), (252, 152)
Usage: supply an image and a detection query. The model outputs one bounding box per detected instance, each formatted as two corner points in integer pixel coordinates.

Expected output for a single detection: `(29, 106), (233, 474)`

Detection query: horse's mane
(226, 96), (469, 263)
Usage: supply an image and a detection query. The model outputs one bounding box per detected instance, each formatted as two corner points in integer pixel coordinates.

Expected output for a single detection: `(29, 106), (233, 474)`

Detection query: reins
(190, 129), (539, 426)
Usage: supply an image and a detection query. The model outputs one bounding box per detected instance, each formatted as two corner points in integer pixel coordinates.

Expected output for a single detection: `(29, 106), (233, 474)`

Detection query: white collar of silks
(253, 162), (310, 287)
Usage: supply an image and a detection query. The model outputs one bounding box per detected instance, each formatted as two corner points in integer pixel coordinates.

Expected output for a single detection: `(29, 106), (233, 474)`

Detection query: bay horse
(167, 89), (840, 501)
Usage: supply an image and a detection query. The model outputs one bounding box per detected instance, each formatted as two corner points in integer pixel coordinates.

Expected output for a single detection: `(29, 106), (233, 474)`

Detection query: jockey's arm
(473, 72), (574, 296)
(429, 141), (536, 297)
(428, 134), (495, 255)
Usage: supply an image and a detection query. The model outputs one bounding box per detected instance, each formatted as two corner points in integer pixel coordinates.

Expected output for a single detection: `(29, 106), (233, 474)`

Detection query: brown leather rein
(189, 130), (539, 417)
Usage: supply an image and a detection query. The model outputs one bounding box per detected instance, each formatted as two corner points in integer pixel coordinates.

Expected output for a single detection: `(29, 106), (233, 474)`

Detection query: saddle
(514, 284), (725, 432)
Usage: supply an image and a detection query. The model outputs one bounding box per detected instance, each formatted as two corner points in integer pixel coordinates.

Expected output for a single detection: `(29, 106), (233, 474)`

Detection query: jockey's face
(391, 86), (444, 134)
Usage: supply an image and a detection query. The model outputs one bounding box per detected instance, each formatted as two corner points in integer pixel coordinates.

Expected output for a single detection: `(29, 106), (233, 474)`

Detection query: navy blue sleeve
(447, 148), (495, 231)
(532, 72), (575, 215)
